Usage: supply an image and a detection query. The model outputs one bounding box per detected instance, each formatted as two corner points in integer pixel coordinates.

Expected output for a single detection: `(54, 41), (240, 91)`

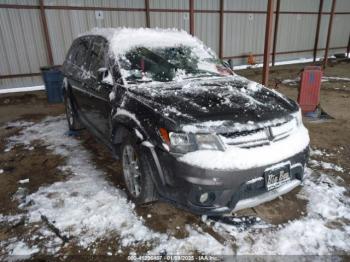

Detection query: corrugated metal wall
(0, 3), (47, 88)
(1, 0), (349, 89)
(223, 13), (267, 59)
(45, 9), (147, 65)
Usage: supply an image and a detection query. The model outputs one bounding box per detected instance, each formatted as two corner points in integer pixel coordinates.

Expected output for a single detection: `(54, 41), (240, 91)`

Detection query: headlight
(293, 108), (303, 126)
(169, 132), (196, 154)
(195, 134), (225, 151)
(167, 131), (225, 154)
(169, 132), (190, 146)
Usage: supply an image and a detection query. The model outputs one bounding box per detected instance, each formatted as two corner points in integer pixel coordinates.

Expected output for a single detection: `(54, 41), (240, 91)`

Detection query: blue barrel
(40, 66), (63, 103)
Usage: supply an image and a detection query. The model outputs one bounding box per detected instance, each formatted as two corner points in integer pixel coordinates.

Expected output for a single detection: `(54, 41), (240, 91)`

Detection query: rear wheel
(64, 92), (82, 131)
(121, 134), (158, 204)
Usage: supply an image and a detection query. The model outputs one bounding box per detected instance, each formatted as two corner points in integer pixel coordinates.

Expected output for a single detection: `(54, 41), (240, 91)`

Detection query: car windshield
(117, 45), (232, 84)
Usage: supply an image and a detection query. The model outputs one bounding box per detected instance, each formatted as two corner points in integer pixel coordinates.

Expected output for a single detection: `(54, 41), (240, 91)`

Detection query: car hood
(127, 76), (298, 129)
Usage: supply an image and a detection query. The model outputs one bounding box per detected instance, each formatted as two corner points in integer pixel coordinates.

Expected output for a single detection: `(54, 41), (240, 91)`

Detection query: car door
(64, 37), (92, 120)
(84, 36), (112, 137)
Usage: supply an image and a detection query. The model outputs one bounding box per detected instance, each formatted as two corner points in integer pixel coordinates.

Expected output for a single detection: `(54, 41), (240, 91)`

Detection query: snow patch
(282, 75), (350, 86)
(310, 147), (323, 156)
(102, 70), (114, 85)
(214, 168), (350, 254)
(114, 108), (141, 127)
(109, 91), (116, 101)
(246, 81), (261, 92)
(3, 116), (230, 255)
(309, 160), (344, 173)
(18, 179), (29, 184)
(322, 76), (350, 82)
(148, 225), (232, 255)
(8, 241), (39, 256)
(0, 85), (44, 94)
(181, 115), (295, 134)
(134, 129), (144, 140)
(141, 141), (154, 148)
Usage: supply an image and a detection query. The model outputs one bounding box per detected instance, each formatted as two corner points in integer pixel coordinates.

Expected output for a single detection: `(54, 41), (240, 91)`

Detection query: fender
(111, 110), (167, 189)
(110, 108), (148, 145)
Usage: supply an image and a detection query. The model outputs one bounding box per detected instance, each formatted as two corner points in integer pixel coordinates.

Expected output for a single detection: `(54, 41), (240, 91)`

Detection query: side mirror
(97, 67), (114, 86)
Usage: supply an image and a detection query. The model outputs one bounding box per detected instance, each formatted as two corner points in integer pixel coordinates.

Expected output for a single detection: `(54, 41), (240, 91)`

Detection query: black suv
(62, 28), (309, 215)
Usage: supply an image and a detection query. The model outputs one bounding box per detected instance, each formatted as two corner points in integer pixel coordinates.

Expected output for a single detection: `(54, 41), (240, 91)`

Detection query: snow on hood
(85, 27), (214, 58)
(127, 75), (297, 126)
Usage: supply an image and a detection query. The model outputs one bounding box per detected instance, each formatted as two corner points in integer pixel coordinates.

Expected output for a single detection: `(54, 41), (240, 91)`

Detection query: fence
(0, 0), (349, 89)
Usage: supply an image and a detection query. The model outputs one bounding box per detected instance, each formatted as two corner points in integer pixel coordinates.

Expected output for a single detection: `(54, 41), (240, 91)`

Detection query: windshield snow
(118, 45), (232, 83)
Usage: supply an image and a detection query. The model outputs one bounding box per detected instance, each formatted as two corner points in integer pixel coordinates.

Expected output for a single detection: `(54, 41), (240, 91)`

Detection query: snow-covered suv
(62, 28), (310, 215)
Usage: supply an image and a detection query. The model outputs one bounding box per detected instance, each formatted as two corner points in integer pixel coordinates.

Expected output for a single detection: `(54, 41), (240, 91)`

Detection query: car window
(73, 39), (90, 68)
(65, 40), (80, 64)
(63, 40), (79, 75)
(62, 37), (93, 81)
(89, 38), (107, 77)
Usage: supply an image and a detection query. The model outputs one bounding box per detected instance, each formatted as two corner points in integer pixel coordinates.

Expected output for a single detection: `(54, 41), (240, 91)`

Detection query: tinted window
(65, 40), (80, 63)
(63, 39), (90, 77)
(89, 38), (107, 76)
(74, 40), (90, 68)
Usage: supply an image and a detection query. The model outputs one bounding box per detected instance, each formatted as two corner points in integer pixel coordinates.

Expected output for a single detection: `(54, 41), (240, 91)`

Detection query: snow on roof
(84, 27), (212, 57)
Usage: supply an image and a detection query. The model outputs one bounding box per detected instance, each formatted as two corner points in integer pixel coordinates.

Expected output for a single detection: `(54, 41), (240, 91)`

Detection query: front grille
(219, 128), (270, 148)
(270, 118), (297, 141)
(219, 118), (297, 148)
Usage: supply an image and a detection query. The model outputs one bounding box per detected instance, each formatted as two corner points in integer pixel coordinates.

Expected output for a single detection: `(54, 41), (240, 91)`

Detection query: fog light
(199, 192), (209, 203)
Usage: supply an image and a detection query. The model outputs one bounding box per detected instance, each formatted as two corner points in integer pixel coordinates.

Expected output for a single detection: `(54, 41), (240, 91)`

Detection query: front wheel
(121, 134), (158, 204)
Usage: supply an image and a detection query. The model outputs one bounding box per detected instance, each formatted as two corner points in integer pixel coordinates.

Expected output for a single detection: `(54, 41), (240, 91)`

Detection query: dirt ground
(0, 60), (349, 259)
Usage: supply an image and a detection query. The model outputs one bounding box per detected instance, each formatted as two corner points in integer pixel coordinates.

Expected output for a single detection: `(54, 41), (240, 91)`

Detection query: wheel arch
(111, 115), (148, 146)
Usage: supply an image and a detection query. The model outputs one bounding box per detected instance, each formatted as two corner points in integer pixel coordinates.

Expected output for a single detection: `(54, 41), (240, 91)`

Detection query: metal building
(0, 0), (349, 89)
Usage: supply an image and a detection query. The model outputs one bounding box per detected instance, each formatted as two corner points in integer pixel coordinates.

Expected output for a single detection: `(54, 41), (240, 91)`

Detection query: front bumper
(156, 146), (309, 215)
(233, 179), (301, 212)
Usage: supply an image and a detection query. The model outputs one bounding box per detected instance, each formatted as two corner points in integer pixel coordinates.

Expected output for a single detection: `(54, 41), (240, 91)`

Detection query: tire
(64, 92), (83, 131)
(121, 133), (158, 204)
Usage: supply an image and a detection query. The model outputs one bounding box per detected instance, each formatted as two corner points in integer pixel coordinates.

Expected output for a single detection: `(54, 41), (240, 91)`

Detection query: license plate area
(264, 164), (291, 191)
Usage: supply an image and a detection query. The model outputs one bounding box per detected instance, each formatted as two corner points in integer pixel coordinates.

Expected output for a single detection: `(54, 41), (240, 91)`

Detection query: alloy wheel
(122, 144), (142, 198)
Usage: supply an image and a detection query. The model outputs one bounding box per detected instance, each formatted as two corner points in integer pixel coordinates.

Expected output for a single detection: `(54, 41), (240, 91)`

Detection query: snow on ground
(1, 116), (230, 256)
(0, 85), (44, 94)
(233, 57), (322, 70)
(322, 76), (350, 82)
(309, 159), (344, 173)
(232, 54), (347, 71)
(1, 116), (349, 257)
(8, 241), (39, 256)
(310, 147), (324, 157)
(282, 75), (350, 86)
(213, 167), (350, 255)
